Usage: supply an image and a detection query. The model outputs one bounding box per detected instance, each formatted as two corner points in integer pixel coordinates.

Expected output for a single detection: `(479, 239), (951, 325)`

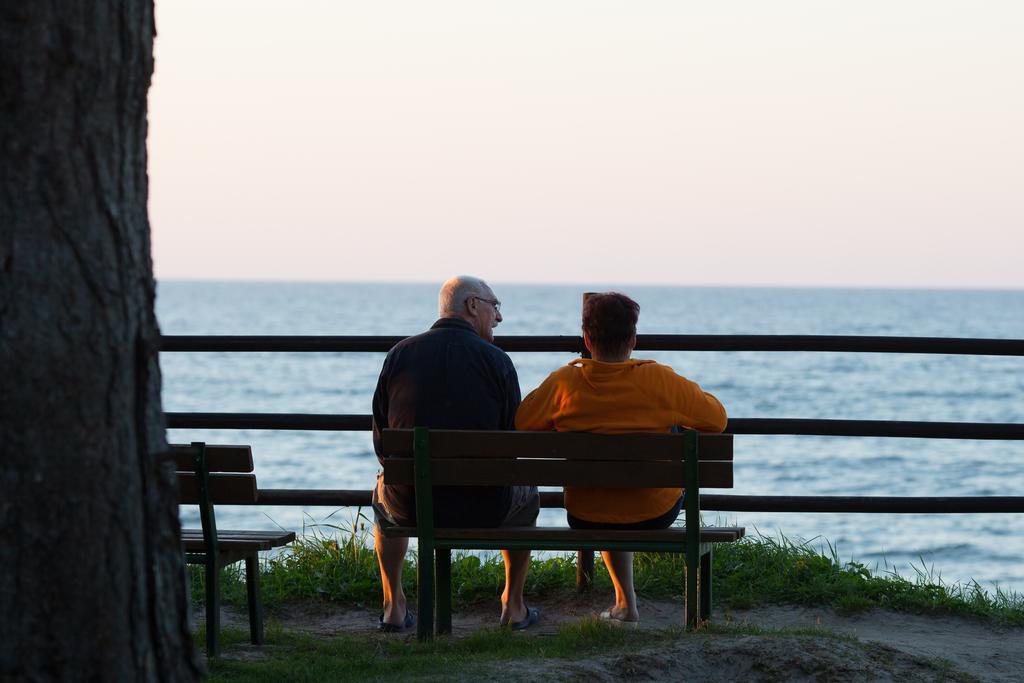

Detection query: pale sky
(149, 1), (1023, 288)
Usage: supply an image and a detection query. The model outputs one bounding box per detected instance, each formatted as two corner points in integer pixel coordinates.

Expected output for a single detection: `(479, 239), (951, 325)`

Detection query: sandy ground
(198, 596), (1023, 681)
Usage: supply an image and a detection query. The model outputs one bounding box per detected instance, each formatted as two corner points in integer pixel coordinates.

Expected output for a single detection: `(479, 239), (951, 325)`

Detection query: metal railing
(162, 334), (1024, 355)
(162, 334), (1024, 514)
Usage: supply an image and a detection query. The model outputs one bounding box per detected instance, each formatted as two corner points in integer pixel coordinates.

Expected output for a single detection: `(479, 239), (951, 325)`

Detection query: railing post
(576, 551), (594, 592)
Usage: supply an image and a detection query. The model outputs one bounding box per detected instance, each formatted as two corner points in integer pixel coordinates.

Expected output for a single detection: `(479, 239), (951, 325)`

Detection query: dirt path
(729, 604), (1024, 683)
(200, 597), (1023, 681)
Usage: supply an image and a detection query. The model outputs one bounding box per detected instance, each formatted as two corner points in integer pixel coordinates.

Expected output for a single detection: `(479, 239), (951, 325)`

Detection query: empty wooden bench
(380, 428), (744, 640)
(172, 442), (295, 657)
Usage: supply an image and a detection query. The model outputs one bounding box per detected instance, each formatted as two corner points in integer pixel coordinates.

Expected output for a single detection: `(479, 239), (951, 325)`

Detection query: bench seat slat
(181, 529), (294, 539)
(182, 529), (295, 551)
(183, 540), (279, 551)
(182, 540), (278, 551)
(181, 534), (293, 544)
(382, 525), (745, 544)
(169, 444), (254, 472)
(381, 429), (731, 461)
(383, 458), (733, 488)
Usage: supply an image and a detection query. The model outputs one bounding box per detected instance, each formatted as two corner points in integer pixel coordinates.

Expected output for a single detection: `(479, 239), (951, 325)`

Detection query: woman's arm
(514, 375), (559, 431)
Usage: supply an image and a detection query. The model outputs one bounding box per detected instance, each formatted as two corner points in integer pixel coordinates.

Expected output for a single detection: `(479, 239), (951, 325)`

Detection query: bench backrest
(380, 429), (733, 489)
(171, 443), (258, 504)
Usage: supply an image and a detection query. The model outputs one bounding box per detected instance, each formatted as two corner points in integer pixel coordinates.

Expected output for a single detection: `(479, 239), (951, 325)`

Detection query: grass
(710, 533), (1024, 622)
(190, 511), (1024, 626)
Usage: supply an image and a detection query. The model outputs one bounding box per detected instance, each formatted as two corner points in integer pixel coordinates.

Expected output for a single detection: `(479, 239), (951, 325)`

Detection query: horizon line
(154, 277), (1024, 293)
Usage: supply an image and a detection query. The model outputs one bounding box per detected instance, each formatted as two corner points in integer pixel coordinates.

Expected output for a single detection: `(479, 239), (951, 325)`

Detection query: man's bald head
(438, 275), (502, 343)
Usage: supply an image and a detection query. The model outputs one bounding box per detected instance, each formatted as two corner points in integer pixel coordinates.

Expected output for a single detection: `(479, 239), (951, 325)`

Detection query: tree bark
(0, 2), (201, 679)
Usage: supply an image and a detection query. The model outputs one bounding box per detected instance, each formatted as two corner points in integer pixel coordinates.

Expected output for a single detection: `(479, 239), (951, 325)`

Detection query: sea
(159, 282), (1024, 595)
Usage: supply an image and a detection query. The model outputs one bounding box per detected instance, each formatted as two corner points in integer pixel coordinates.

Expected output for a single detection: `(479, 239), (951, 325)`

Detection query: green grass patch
(189, 513), (1024, 625)
(710, 533), (1024, 623)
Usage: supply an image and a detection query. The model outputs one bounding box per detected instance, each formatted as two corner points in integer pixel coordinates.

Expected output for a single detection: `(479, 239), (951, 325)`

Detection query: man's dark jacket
(372, 317), (521, 526)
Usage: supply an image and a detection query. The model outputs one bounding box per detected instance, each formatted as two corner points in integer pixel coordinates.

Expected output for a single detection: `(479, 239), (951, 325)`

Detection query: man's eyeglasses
(470, 296), (501, 313)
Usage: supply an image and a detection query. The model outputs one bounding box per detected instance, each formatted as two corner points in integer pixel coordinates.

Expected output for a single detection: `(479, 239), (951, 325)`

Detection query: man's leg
(375, 521), (409, 625)
(373, 477), (412, 626)
(499, 486), (539, 624)
(600, 551), (640, 622)
(499, 549), (531, 624)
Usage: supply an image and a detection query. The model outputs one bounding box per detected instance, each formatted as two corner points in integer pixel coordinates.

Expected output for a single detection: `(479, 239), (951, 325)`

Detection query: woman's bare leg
(600, 550), (640, 621)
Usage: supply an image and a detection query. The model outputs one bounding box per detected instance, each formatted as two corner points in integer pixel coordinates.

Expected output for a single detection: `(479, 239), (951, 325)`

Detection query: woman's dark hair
(582, 292), (640, 358)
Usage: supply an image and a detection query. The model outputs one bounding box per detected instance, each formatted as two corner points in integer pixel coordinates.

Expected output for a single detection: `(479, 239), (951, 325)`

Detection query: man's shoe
(378, 608), (415, 633)
(505, 606), (540, 631)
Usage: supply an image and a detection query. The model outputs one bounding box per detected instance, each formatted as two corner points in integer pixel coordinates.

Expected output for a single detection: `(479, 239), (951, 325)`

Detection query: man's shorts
(372, 472), (540, 529)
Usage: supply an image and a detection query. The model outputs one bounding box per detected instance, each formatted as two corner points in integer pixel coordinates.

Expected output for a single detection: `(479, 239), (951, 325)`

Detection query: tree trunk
(0, 2), (201, 679)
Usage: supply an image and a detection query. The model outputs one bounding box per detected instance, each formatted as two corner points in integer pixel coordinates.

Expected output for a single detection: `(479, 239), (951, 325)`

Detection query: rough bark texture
(0, 2), (202, 680)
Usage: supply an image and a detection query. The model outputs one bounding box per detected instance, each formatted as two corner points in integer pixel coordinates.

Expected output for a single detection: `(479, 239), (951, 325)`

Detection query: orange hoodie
(515, 358), (727, 524)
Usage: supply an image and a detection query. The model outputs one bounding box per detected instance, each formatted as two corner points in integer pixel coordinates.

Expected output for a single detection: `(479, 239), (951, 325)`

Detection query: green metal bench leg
(700, 545), (713, 623)
(413, 427), (437, 641)
(683, 430), (700, 630)
(417, 541), (435, 641)
(205, 562), (221, 657)
(685, 550), (699, 630)
(435, 548), (452, 635)
(245, 554), (265, 645)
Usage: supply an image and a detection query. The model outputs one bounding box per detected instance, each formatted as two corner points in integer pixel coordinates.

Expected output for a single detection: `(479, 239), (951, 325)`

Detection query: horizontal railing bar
(159, 334), (1024, 356)
(252, 489), (1024, 513)
(728, 419), (1024, 439)
(167, 413), (370, 430)
(164, 413), (1024, 439)
(636, 335), (1024, 356)
(258, 489), (372, 506)
(700, 495), (1024, 513)
(162, 336), (419, 353)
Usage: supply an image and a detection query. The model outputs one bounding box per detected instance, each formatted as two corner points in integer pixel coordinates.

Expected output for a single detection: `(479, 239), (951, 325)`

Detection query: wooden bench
(380, 427), (744, 640)
(172, 442), (295, 657)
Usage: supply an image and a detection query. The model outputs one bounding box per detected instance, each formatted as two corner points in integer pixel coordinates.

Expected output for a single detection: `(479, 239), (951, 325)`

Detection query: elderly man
(371, 275), (540, 631)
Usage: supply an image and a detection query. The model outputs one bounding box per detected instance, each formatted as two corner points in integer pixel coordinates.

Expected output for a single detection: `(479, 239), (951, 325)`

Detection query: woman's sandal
(599, 610), (640, 629)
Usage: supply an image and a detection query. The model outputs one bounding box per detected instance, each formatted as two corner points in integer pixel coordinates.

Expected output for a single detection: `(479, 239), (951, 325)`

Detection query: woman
(515, 292), (727, 624)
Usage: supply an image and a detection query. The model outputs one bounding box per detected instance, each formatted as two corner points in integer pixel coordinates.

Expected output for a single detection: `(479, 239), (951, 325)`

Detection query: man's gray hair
(438, 275), (490, 316)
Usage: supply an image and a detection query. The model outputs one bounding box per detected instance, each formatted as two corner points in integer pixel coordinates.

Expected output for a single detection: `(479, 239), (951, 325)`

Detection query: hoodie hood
(567, 358), (656, 389)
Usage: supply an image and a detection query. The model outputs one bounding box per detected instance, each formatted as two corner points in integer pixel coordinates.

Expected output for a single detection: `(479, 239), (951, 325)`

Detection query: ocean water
(158, 282), (1024, 593)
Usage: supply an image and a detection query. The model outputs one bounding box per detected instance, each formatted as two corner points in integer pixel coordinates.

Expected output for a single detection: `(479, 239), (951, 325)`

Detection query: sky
(148, 1), (1023, 288)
